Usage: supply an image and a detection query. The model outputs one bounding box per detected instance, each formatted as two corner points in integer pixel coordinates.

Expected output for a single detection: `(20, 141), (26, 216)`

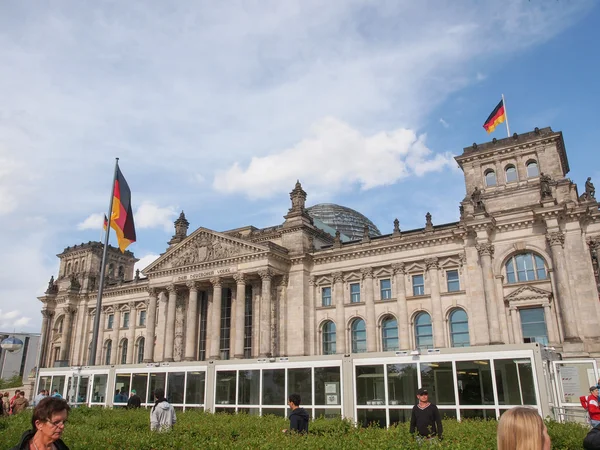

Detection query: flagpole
(88, 158), (119, 366)
(502, 93), (511, 137)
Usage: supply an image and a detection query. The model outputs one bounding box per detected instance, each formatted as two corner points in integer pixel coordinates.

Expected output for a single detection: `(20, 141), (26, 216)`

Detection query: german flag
(108, 167), (136, 252)
(483, 99), (506, 134)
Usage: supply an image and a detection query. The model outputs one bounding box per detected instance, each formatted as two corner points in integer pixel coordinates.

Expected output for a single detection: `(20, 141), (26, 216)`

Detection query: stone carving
(546, 231), (565, 247)
(586, 177), (596, 199)
(233, 273), (246, 285)
(166, 284), (178, 294)
(424, 257), (439, 270)
(333, 230), (342, 249)
(425, 212), (433, 231)
(332, 272), (344, 283)
(174, 295), (185, 361)
(458, 252), (467, 267)
(475, 243), (494, 256)
(279, 275), (288, 287)
(290, 180), (306, 211)
(134, 269), (140, 281)
(360, 267), (373, 279)
(128, 301), (136, 309)
(147, 287), (157, 297)
(186, 280), (198, 290)
(308, 276), (316, 286)
(459, 205), (465, 220)
(258, 269), (272, 281)
(362, 224), (370, 243)
(45, 276), (57, 295)
(540, 173), (552, 199)
(69, 274), (81, 291)
(41, 310), (55, 319)
(171, 235), (244, 268)
(393, 218), (401, 236)
(391, 262), (405, 275)
(210, 277), (222, 287)
(471, 187), (485, 213)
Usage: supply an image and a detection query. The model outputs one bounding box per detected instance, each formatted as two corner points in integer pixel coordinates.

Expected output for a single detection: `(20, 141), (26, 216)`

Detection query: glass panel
(120, 340), (128, 365)
(527, 162), (539, 177)
(350, 283), (361, 303)
(186, 371), (205, 405)
(107, 315), (114, 329)
(288, 368), (312, 405)
(387, 363), (418, 405)
(91, 374), (107, 403)
(131, 373), (148, 403)
(322, 321), (336, 355)
(114, 374), (130, 403)
(322, 287), (331, 306)
(238, 370), (260, 405)
(382, 318), (399, 352)
(520, 308), (548, 345)
(76, 376), (89, 403)
(506, 166), (517, 183)
(389, 409), (412, 425)
(237, 407), (260, 416)
(461, 409), (496, 420)
(140, 310), (146, 326)
(412, 275), (424, 296)
(557, 362), (596, 404)
(485, 171), (497, 186)
(456, 360), (493, 405)
(262, 408), (285, 417)
(314, 408), (341, 419)
(380, 279), (391, 299)
(123, 312), (130, 328)
(39, 376), (52, 393)
(262, 369), (285, 405)
(244, 285), (252, 358)
(420, 362), (455, 405)
(136, 338), (145, 364)
(495, 359), (536, 405)
(506, 259), (516, 284)
(356, 365), (385, 405)
(216, 370), (236, 405)
(450, 310), (470, 348)
(198, 292), (208, 361)
(351, 319), (367, 353)
(357, 408), (386, 428)
(415, 313), (433, 349)
(167, 372), (185, 404)
(315, 366), (341, 405)
(147, 372), (166, 403)
(215, 407), (235, 414)
(447, 270), (460, 292)
(220, 289), (232, 360)
(534, 255), (547, 280)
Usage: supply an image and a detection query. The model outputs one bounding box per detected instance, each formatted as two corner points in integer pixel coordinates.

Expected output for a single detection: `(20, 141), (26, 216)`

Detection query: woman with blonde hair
(497, 406), (551, 450)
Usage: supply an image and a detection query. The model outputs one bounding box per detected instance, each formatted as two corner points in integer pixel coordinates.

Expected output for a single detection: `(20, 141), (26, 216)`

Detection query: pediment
(143, 227), (271, 274)
(505, 285), (552, 302)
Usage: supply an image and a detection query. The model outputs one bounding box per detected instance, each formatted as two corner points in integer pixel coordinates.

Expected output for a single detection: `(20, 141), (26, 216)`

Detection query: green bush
(0, 408), (589, 449)
(0, 375), (24, 390)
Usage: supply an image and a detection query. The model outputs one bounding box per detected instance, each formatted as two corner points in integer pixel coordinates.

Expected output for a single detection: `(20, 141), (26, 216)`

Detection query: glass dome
(1, 336), (24, 352)
(306, 203), (381, 241)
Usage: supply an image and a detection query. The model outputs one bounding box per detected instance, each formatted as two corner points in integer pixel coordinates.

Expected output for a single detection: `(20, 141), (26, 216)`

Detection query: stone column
(233, 273), (246, 359)
(95, 308), (105, 365)
(258, 270), (272, 357)
(509, 306), (521, 344)
(209, 277), (222, 359)
(543, 302), (558, 344)
(392, 263), (410, 350)
(307, 276), (316, 355)
(144, 288), (158, 362)
(475, 243), (502, 344)
(333, 271), (346, 354)
(546, 232), (579, 341)
(424, 258), (445, 348)
(361, 267), (376, 352)
(59, 306), (76, 362)
(183, 282), (199, 361)
(126, 302), (136, 363)
(251, 281), (261, 358)
(164, 285), (178, 362)
(39, 310), (53, 368)
(110, 308), (122, 365)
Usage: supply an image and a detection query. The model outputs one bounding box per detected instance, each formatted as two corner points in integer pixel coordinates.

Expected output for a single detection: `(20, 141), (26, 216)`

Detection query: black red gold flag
(109, 167), (136, 252)
(483, 99), (506, 134)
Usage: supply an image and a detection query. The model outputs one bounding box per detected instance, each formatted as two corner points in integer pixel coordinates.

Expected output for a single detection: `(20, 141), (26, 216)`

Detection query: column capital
(210, 277), (222, 288)
(279, 275), (288, 287)
(458, 252), (467, 267)
(186, 281), (198, 291)
(546, 231), (565, 247)
(360, 267), (373, 279)
(391, 262), (405, 275)
(587, 235), (600, 251)
(541, 301), (551, 308)
(332, 271), (344, 284)
(41, 309), (54, 319)
(475, 243), (494, 257)
(424, 257), (439, 270)
(64, 305), (77, 315)
(309, 275), (316, 286)
(147, 287), (158, 296)
(258, 269), (273, 281)
(166, 284), (178, 294)
(128, 301), (136, 309)
(233, 273), (246, 285)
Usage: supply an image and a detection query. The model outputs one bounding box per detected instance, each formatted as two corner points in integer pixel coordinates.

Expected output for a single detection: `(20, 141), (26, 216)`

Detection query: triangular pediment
(143, 227), (272, 275)
(505, 285), (552, 302)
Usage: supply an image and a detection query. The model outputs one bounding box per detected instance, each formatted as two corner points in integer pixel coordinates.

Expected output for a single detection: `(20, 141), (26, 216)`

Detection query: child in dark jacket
(284, 393), (309, 434)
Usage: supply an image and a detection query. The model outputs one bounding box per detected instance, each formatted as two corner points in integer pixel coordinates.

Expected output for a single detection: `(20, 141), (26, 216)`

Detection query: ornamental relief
(167, 234), (250, 268)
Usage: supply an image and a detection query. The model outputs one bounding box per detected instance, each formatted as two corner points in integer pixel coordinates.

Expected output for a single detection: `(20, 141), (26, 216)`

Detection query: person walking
(409, 388), (443, 441)
(9, 397), (71, 450)
(52, 389), (63, 399)
(2, 392), (10, 415)
(32, 389), (46, 407)
(497, 406), (551, 450)
(127, 389), (142, 409)
(9, 390), (20, 415)
(150, 388), (176, 432)
(284, 393), (309, 434)
(12, 391), (29, 414)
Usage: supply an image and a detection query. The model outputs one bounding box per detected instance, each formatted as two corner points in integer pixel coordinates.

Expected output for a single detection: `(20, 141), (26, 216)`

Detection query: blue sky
(1, 1), (598, 332)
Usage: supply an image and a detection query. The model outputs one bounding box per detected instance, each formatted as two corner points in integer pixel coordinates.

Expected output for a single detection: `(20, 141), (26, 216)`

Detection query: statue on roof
(393, 218), (401, 235)
(471, 187), (485, 213)
(425, 212), (433, 231)
(540, 173), (552, 199)
(586, 177), (596, 199)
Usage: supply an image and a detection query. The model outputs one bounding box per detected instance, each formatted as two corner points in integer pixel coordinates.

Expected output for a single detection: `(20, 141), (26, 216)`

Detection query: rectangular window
(198, 292), (208, 361)
(380, 279), (391, 300)
(412, 274), (425, 296)
(350, 283), (361, 303)
(244, 285), (253, 359)
(123, 312), (130, 329)
(520, 307), (548, 345)
(139, 310), (146, 326)
(220, 289), (232, 360)
(107, 314), (114, 330)
(321, 287), (332, 307)
(446, 270), (460, 292)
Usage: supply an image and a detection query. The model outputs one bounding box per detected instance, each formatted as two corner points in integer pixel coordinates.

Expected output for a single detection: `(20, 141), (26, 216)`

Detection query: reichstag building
(36, 127), (600, 425)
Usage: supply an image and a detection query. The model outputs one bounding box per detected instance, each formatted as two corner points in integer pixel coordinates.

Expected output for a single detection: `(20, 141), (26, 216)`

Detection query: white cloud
(13, 317), (31, 328)
(134, 202), (177, 232)
(439, 118), (450, 129)
(77, 213), (104, 230)
(214, 117), (456, 199)
(2, 310), (19, 320)
(0, 309), (32, 331)
(135, 254), (160, 275)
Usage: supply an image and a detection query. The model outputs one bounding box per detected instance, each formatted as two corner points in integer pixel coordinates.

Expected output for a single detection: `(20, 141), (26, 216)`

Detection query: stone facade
(37, 127), (600, 368)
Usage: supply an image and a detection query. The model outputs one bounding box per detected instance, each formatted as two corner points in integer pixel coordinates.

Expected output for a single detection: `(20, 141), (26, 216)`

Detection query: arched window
(74, 261), (79, 273)
(108, 263), (114, 277)
(505, 165), (517, 183)
(66, 262), (71, 275)
(415, 312), (433, 349)
(104, 340), (112, 365)
(120, 339), (128, 364)
(526, 161), (539, 178)
(449, 309), (470, 347)
(322, 321), (336, 355)
(136, 337), (145, 363)
(505, 253), (548, 283)
(381, 315), (399, 351)
(56, 317), (64, 334)
(118, 265), (124, 279)
(351, 318), (367, 353)
(485, 169), (497, 186)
